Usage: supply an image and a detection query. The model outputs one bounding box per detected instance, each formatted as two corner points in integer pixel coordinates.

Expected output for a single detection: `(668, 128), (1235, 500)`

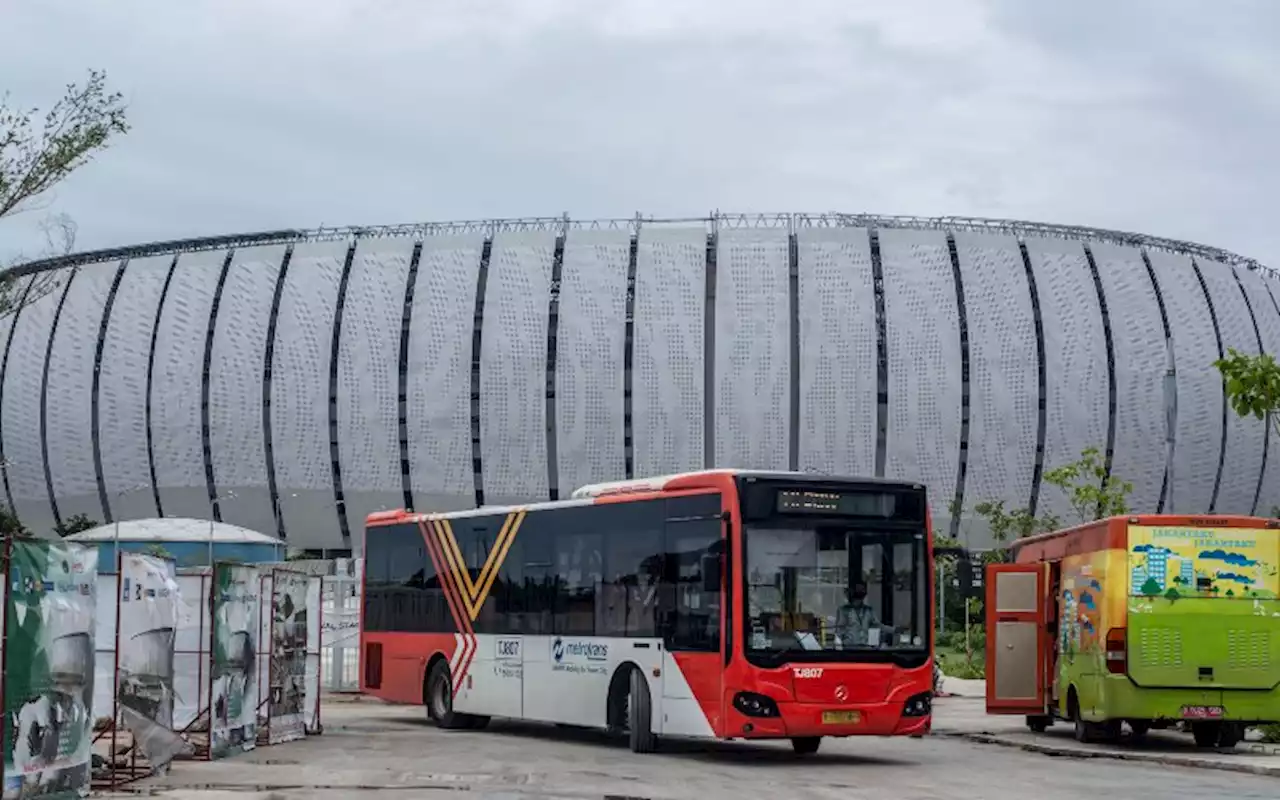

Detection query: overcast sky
(1, 0), (1276, 266)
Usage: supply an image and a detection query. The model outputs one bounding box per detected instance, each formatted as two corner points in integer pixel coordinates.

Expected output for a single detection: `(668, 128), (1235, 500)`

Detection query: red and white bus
(360, 470), (934, 754)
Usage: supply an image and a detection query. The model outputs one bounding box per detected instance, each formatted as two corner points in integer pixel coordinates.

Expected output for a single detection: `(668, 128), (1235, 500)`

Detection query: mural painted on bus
(1127, 525), (1279, 601)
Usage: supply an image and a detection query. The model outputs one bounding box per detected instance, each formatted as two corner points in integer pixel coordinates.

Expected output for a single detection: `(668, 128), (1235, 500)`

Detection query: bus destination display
(776, 489), (896, 517)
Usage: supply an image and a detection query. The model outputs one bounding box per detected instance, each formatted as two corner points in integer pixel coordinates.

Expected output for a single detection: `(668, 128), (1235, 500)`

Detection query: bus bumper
(726, 694), (933, 739)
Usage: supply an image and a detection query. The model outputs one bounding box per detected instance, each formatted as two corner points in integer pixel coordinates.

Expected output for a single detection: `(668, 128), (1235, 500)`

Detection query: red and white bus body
(360, 470), (934, 746)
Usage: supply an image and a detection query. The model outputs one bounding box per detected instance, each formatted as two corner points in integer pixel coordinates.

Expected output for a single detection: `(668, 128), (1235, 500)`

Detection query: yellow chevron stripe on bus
(430, 509), (526, 621)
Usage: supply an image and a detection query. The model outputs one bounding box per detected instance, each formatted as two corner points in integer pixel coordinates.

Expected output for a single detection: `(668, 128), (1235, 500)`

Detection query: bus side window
(599, 500), (666, 638)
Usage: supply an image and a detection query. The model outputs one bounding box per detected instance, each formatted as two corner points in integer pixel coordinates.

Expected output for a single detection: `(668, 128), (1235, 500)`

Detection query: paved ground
(102, 697), (1279, 800)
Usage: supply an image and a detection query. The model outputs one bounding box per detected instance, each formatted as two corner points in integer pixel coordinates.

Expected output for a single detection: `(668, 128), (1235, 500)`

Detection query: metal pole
(1164, 342), (1178, 514)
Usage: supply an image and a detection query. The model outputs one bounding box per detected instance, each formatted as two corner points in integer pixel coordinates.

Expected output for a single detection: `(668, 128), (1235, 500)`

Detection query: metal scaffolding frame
(5, 210), (1273, 279)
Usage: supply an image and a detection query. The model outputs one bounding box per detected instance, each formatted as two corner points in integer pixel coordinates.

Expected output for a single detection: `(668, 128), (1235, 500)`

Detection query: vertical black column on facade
(545, 233), (566, 500)
(200, 249), (236, 523)
(1018, 242), (1049, 517)
(470, 237), (493, 508)
(869, 229), (888, 479)
(944, 234), (970, 539)
(787, 232), (801, 472)
(703, 232), (717, 470)
(328, 242), (358, 550)
(622, 233), (638, 480)
(1190, 259), (1228, 513)
(1231, 268), (1268, 515)
(262, 245), (294, 540)
(1082, 245), (1119, 511)
(1139, 250), (1175, 513)
(0, 276), (36, 513)
(397, 241), (424, 512)
(145, 255), (181, 519)
(92, 260), (130, 524)
(40, 268), (79, 531)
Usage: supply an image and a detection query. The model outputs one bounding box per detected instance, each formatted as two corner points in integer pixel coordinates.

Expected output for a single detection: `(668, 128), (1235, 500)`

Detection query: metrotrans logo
(552, 637), (608, 666)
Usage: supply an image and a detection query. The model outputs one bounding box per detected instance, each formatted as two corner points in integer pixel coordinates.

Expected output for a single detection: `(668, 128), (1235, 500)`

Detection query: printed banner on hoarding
(117, 553), (190, 769)
(210, 564), (259, 759)
(268, 570), (308, 744)
(2, 539), (97, 800)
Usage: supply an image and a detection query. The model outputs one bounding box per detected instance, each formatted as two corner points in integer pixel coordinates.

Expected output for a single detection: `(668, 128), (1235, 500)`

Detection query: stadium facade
(0, 212), (1275, 554)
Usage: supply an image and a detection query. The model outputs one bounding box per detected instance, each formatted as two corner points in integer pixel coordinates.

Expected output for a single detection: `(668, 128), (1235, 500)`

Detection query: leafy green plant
(53, 513), (98, 538)
(1042, 446), (1133, 523)
(1216, 348), (1280, 435)
(1259, 723), (1280, 743)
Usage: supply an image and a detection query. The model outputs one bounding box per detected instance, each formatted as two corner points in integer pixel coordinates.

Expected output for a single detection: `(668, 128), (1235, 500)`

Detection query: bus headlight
(903, 692), (932, 717)
(732, 692), (780, 718)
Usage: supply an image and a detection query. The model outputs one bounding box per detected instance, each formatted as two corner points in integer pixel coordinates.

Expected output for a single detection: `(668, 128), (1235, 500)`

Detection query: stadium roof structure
(6, 211), (1272, 279)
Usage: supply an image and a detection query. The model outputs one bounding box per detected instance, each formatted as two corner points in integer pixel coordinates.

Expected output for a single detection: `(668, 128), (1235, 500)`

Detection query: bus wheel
(627, 668), (657, 754)
(1191, 722), (1221, 747)
(791, 737), (822, 755)
(1217, 723), (1243, 748)
(427, 660), (469, 730)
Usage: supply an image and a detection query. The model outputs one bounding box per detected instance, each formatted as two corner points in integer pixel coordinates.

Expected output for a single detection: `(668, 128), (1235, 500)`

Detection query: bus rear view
(360, 470), (934, 754)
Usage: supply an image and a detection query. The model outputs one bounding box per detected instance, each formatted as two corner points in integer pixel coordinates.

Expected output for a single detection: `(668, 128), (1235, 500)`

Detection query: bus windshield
(742, 523), (928, 664)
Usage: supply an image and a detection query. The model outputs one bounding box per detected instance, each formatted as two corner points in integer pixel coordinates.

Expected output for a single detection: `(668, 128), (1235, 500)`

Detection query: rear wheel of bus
(426, 660), (489, 731)
(625, 667), (658, 754)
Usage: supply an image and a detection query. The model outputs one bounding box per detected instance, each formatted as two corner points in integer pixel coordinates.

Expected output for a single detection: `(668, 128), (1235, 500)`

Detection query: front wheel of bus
(791, 737), (821, 755)
(627, 668), (657, 754)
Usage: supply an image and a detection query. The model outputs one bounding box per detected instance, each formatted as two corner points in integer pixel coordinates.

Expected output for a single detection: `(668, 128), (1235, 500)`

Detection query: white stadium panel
(714, 229), (790, 471)
(795, 228), (876, 476)
(150, 250), (226, 520)
(337, 237), (414, 527)
(954, 233), (1038, 511)
(45, 260), (121, 524)
(2, 268), (71, 536)
(1146, 249), (1221, 514)
(1196, 259), (1264, 514)
(479, 231), (556, 505)
(632, 227), (706, 477)
(0, 276), (33, 522)
(1024, 238), (1109, 521)
(99, 256), (172, 520)
(1236, 267), (1280, 514)
(1090, 244), (1168, 513)
(554, 230), (629, 494)
(880, 229), (961, 510)
(208, 245), (287, 533)
(405, 235), (484, 512)
(271, 240), (348, 546)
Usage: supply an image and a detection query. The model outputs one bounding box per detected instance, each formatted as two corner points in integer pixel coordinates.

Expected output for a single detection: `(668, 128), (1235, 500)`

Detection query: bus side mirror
(701, 552), (722, 592)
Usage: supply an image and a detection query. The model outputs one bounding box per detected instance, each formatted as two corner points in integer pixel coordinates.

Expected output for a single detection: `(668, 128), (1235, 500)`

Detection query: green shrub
(1259, 723), (1280, 743)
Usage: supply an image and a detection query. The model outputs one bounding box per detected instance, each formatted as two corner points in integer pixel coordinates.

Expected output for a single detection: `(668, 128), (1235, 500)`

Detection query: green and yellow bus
(985, 515), (1280, 747)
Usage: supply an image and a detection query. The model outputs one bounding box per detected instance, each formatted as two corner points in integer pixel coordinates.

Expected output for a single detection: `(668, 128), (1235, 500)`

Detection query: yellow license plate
(821, 710), (861, 725)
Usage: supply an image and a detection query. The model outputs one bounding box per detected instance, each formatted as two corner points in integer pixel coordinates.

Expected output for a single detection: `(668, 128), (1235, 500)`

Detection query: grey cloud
(0, 0), (1275, 268)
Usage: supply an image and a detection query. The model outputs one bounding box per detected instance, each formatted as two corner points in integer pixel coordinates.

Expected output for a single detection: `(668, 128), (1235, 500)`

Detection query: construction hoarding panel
(2, 539), (97, 800)
(209, 564), (259, 759)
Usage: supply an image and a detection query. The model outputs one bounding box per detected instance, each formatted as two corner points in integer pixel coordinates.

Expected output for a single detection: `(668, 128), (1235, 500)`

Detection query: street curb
(940, 731), (1280, 777)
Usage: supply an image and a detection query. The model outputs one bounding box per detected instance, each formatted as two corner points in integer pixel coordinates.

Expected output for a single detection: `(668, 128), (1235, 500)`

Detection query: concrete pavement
(933, 695), (1280, 777)
(100, 698), (1279, 800)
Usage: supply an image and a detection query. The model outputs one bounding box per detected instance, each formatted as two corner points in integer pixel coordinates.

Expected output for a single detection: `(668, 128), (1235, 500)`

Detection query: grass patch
(937, 646), (985, 680)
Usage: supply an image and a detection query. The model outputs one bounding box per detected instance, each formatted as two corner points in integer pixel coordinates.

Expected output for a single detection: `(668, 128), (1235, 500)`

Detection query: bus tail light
(732, 692), (779, 718)
(365, 643), (383, 689)
(1105, 628), (1127, 674)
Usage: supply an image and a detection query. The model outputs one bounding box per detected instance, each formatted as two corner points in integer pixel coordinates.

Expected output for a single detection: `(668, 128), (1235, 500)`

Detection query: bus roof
(366, 470), (921, 527)
(572, 470), (922, 499)
(1009, 514), (1275, 560)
